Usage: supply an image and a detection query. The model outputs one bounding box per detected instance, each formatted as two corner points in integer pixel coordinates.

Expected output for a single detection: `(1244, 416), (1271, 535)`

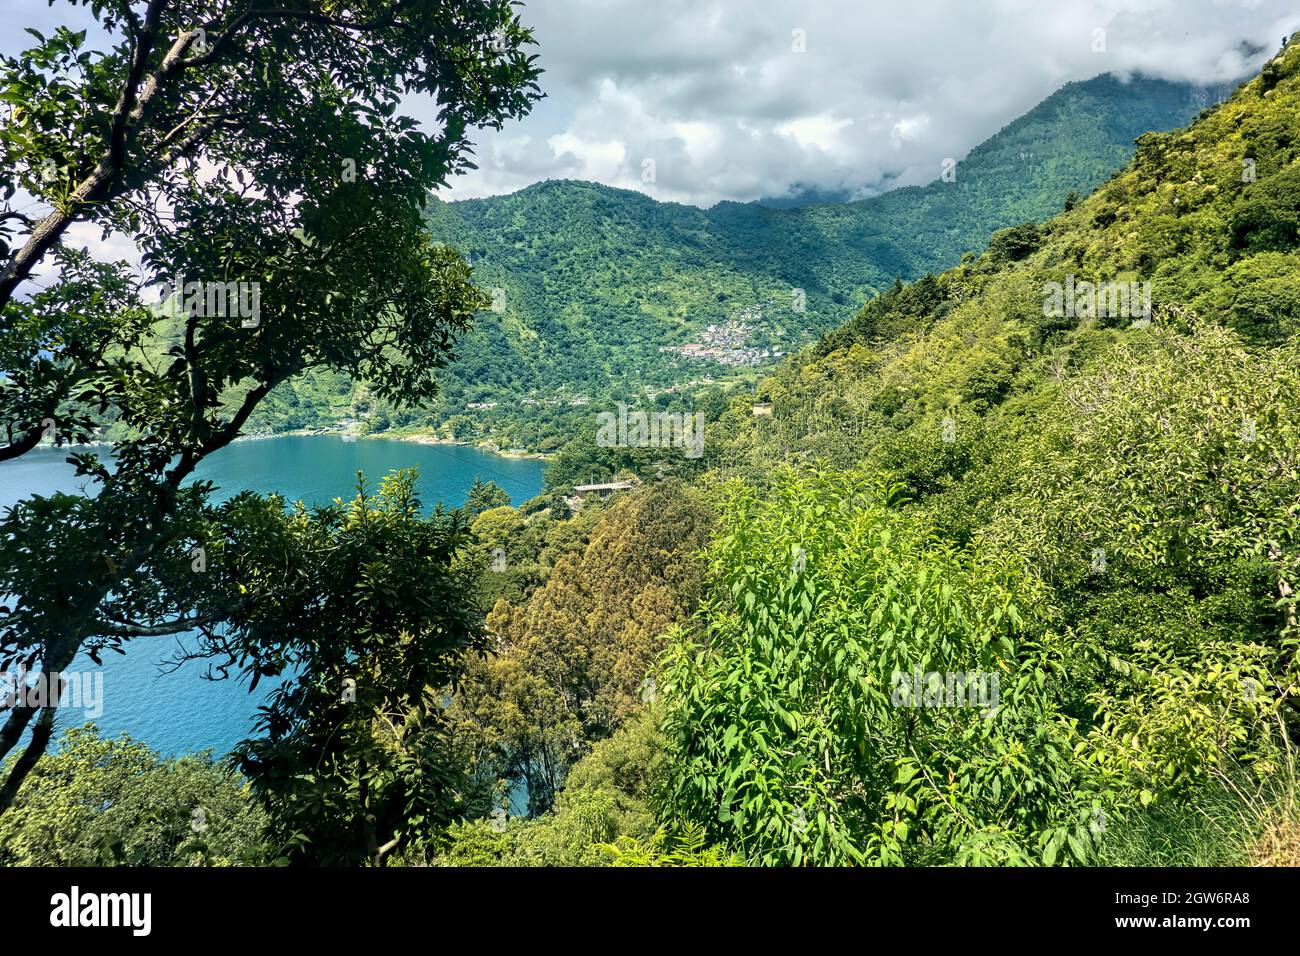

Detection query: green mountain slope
(711, 46), (1299, 477)
(650, 37), (1300, 866)
(256, 73), (1228, 451)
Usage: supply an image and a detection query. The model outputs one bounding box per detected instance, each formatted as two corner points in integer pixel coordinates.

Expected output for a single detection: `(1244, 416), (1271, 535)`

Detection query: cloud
(437, 0), (1300, 206)
(5, 0), (1300, 218)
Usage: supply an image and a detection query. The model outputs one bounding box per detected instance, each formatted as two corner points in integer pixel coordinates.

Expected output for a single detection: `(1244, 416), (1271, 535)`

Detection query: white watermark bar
(1, 666), (104, 718)
(1042, 275), (1152, 322)
(155, 275), (262, 328)
(890, 667), (999, 716)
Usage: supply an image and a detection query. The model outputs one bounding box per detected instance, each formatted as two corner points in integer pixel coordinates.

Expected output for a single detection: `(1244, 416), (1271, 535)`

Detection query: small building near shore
(565, 480), (638, 512)
(572, 480), (636, 499)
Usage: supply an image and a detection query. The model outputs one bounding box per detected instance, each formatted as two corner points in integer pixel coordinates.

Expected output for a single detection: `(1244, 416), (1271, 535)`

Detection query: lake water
(0, 435), (545, 758)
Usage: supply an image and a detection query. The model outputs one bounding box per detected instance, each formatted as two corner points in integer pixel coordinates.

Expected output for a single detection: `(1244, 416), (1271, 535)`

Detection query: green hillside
(397, 38), (1300, 868)
(10, 0), (1300, 873)
(637, 35), (1300, 866)
(254, 73), (1227, 452)
(712, 47), (1300, 476)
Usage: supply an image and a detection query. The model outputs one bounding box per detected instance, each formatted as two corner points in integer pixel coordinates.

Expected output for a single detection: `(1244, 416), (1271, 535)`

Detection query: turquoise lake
(0, 435), (546, 757)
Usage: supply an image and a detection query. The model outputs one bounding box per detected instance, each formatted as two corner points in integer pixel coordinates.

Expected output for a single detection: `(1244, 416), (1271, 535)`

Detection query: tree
(451, 480), (713, 814)
(230, 470), (485, 866)
(462, 477), (512, 521)
(986, 222), (1042, 264)
(0, 724), (268, 866)
(0, 1), (542, 814)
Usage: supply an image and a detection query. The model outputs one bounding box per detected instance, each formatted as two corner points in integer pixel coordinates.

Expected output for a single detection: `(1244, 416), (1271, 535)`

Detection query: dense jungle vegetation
(3, 1), (1299, 868)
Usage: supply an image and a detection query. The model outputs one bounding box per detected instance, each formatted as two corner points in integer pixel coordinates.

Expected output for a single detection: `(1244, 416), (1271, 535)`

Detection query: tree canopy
(0, 0), (542, 833)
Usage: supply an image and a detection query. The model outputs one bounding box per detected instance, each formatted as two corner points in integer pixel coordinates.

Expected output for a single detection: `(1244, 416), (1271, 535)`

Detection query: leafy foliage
(668, 37), (1300, 865)
(451, 480), (712, 814)
(659, 468), (1102, 866)
(600, 823), (743, 867)
(0, 725), (267, 866)
(422, 712), (664, 867)
(229, 470), (485, 866)
(0, 0), (541, 828)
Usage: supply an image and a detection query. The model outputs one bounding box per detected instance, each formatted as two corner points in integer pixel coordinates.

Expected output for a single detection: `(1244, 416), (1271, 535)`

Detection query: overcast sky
(5, 0), (1300, 210)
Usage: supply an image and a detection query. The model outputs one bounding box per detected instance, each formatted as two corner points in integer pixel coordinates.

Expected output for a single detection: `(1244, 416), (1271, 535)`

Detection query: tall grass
(1097, 719), (1299, 867)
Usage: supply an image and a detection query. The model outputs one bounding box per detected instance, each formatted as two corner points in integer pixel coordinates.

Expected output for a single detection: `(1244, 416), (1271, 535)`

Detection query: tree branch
(0, 704), (56, 816)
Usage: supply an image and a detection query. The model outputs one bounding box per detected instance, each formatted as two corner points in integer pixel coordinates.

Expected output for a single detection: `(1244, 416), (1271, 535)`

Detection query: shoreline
(383, 433), (552, 462)
(48, 428), (554, 464)
(240, 427), (554, 462)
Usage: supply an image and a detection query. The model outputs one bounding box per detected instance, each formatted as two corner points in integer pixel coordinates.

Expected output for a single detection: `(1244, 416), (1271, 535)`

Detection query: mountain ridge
(253, 71), (1238, 452)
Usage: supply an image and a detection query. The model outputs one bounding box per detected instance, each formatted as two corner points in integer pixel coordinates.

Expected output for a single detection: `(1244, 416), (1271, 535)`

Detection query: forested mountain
(707, 52), (1300, 475)
(420, 34), (1300, 867)
(8, 0), (1300, 875)
(254, 73), (1227, 451)
(636, 34), (1300, 865)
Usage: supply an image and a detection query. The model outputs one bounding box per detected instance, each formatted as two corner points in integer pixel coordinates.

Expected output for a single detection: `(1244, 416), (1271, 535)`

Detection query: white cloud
(544, 132), (627, 184)
(891, 115), (931, 146)
(776, 114), (854, 152)
(5, 0), (1300, 215)
(439, 0), (1300, 206)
